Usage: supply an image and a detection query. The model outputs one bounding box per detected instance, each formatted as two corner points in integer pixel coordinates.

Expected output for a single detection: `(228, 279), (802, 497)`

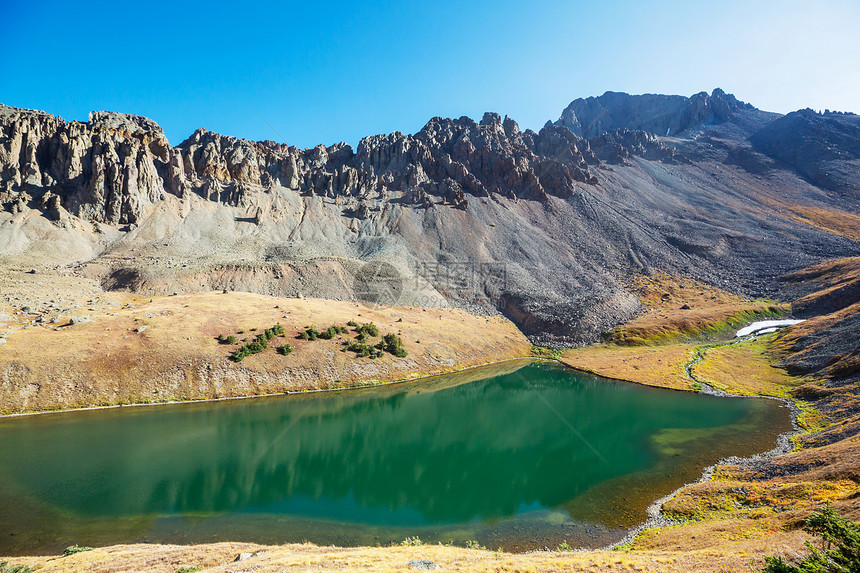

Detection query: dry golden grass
(559, 276), (787, 392)
(0, 538), (819, 573)
(0, 273), (531, 415)
(790, 206), (860, 242)
(692, 334), (804, 397)
(664, 474), (857, 520)
(606, 273), (785, 345)
(2, 264), (856, 573)
(560, 343), (697, 390)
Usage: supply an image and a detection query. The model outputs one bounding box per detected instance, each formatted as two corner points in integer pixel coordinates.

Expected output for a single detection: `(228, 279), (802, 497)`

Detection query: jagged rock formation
(0, 106), (173, 225)
(556, 88), (750, 138)
(0, 90), (858, 345)
(0, 105), (599, 227)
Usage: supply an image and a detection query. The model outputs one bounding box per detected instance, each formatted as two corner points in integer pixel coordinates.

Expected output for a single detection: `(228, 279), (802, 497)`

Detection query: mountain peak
(556, 88), (752, 138)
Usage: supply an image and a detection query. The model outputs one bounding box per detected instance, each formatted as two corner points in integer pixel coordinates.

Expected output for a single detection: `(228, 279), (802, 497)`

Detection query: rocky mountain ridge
(555, 88), (752, 138)
(1, 90), (858, 344)
(0, 105), (603, 227)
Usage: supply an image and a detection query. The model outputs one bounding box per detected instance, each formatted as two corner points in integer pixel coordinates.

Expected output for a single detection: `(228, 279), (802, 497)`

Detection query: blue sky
(2, 0), (858, 148)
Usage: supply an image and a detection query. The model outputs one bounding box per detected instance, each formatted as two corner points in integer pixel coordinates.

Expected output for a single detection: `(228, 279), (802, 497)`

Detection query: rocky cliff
(555, 88), (752, 138)
(0, 105), (600, 226)
(0, 90), (858, 344)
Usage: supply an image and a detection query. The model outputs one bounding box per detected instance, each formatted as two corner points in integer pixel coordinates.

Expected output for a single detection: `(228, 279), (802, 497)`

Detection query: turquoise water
(0, 360), (791, 554)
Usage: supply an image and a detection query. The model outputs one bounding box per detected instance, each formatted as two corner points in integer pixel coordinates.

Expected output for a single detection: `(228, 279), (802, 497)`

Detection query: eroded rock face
(0, 105), (172, 225)
(588, 129), (684, 164)
(556, 88), (750, 138)
(0, 104), (602, 225)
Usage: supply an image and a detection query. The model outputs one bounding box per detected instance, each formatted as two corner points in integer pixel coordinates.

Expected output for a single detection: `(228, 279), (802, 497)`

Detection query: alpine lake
(0, 360), (792, 555)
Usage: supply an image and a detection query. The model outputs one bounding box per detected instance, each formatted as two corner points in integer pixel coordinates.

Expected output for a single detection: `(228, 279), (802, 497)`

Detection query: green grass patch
(63, 545), (93, 556)
(608, 305), (789, 346)
(531, 345), (562, 359)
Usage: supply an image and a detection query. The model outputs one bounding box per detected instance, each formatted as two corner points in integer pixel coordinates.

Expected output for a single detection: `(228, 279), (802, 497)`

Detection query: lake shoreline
(0, 355), (548, 419)
(0, 356), (791, 559)
(0, 317), (829, 573)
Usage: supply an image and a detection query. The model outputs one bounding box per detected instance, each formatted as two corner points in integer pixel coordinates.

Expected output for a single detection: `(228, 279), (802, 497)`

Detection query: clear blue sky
(2, 0), (858, 148)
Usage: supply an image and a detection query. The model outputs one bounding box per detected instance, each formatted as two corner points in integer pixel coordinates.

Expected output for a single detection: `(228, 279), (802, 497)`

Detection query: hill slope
(1, 90), (858, 344)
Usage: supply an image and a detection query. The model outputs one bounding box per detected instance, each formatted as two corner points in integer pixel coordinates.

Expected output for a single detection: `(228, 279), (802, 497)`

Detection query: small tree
(761, 507), (860, 572)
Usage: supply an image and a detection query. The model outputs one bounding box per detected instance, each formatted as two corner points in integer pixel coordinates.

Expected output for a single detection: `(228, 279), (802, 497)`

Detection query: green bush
(63, 545), (93, 556)
(318, 325), (342, 340)
(347, 320), (358, 327)
(298, 327), (320, 341)
(277, 343), (293, 355)
(357, 322), (379, 337)
(176, 566), (202, 573)
(382, 333), (408, 357)
(217, 334), (236, 345)
(346, 341), (374, 357)
(230, 332), (270, 361)
(531, 345), (562, 359)
(760, 507), (860, 572)
(262, 324), (285, 340)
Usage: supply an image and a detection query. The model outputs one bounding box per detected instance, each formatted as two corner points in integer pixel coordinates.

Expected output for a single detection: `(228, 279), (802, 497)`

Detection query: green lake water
(0, 360), (792, 554)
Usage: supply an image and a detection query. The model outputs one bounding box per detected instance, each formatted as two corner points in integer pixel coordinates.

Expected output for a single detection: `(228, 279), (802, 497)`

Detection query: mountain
(0, 90), (858, 344)
(555, 88), (756, 138)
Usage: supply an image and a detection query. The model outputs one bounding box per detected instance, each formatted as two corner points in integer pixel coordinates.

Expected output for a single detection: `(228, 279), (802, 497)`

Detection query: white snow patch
(736, 319), (804, 338)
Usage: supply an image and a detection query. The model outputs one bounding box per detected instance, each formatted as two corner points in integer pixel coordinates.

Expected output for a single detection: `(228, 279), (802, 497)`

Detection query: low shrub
(217, 334), (237, 345)
(229, 325), (283, 361)
(531, 345), (561, 359)
(382, 333), (408, 357)
(318, 325), (344, 340)
(760, 507), (860, 572)
(346, 341), (383, 358)
(298, 327), (320, 341)
(277, 343), (293, 355)
(362, 322), (380, 336)
(63, 545), (93, 556)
